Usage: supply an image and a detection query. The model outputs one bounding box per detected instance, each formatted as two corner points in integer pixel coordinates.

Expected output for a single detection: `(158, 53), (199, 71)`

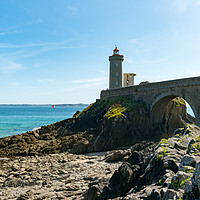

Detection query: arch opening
(186, 101), (195, 118)
(150, 95), (196, 138)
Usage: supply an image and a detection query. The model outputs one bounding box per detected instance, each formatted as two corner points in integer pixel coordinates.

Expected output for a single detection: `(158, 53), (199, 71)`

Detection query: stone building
(123, 73), (136, 87)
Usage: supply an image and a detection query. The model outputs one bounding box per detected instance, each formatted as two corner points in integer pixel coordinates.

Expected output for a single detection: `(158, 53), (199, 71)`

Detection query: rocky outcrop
(84, 124), (200, 200)
(0, 97), (188, 157)
(0, 96), (199, 199)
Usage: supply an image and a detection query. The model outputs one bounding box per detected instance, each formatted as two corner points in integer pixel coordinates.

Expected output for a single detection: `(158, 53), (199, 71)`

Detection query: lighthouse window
(116, 82), (118, 86)
(116, 72), (118, 76)
(115, 63), (118, 67)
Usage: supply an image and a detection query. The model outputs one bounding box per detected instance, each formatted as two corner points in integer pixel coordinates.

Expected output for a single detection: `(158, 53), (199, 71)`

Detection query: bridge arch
(101, 76), (200, 126)
(150, 93), (197, 127)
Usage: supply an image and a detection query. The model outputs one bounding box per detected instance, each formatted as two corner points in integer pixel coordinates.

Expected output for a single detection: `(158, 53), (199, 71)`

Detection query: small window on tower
(116, 72), (118, 76)
(116, 63), (118, 67)
(116, 82), (118, 86)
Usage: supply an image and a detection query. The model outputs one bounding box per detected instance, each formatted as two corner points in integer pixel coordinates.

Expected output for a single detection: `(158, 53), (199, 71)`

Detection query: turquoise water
(0, 106), (86, 138)
(0, 105), (195, 139)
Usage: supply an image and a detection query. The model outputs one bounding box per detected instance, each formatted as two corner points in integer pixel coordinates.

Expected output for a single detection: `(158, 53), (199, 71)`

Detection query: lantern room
(113, 47), (119, 55)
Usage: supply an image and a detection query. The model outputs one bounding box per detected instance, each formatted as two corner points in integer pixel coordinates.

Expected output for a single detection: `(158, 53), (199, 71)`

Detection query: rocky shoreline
(0, 150), (122, 199)
(0, 98), (199, 199)
(2, 123), (200, 200)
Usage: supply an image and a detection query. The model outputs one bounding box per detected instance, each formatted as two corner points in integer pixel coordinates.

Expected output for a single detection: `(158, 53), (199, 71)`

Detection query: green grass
(180, 177), (190, 186)
(73, 103), (95, 118)
(170, 177), (190, 190)
(107, 97), (147, 111)
(158, 146), (168, 160)
(184, 166), (194, 173)
(73, 97), (148, 121)
(159, 179), (164, 185)
(158, 154), (163, 160)
(163, 147), (167, 154)
(195, 136), (200, 142)
(172, 97), (186, 107)
(175, 133), (180, 137)
(191, 142), (200, 151)
(82, 103), (95, 112)
(160, 139), (170, 145)
(105, 104), (126, 119)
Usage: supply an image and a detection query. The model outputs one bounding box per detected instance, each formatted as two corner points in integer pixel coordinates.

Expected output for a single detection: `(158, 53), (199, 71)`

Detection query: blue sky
(0, 0), (200, 104)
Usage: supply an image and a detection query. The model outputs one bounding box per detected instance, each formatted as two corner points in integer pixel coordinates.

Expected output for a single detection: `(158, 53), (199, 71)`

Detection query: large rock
(105, 149), (130, 162)
(101, 163), (140, 199)
(194, 162), (200, 194)
(84, 185), (102, 200)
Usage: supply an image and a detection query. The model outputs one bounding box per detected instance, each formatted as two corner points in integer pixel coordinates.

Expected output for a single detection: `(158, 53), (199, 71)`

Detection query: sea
(0, 105), (194, 139)
(0, 105), (87, 138)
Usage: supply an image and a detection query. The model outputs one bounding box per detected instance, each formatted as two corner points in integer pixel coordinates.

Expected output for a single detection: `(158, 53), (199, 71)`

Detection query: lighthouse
(109, 47), (124, 89)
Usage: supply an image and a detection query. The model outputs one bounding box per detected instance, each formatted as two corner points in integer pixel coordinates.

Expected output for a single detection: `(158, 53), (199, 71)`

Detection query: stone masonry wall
(101, 76), (200, 125)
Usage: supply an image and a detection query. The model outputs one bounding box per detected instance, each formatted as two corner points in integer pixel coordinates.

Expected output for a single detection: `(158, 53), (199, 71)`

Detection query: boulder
(101, 163), (140, 199)
(105, 150), (130, 162)
(84, 185), (102, 200)
(179, 155), (196, 168)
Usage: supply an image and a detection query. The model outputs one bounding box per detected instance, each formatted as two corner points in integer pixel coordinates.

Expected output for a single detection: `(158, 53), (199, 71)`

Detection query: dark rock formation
(0, 97), (199, 199)
(84, 124), (200, 200)
(0, 97), (188, 157)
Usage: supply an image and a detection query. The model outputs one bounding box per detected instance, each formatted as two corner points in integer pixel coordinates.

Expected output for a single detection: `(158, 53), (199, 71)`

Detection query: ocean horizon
(0, 105), (87, 138)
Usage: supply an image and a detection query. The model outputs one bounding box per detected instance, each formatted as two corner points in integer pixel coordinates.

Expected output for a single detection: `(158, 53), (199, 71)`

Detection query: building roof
(112, 46), (123, 56)
(114, 47), (119, 51)
(123, 73), (137, 76)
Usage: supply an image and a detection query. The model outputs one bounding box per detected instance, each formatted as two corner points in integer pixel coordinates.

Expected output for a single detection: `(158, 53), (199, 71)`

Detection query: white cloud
(134, 48), (151, 55)
(9, 82), (19, 86)
(67, 5), (78, 16)
(3, 62), (24, 73)
(0, 39), (86, 60)
(0, 30), (21, 36)
(0, 25), (21, 36)
(125, 59), (134, 64)
(26, 18), (43, 25)
(129, 39), (143, 45)
(62, 81), (105, 92)
(38, 79), (56, 83)
(0, 39), (84, 61)
(0, 56), (24, 73)
(128, 36), (150, 45)
(0, 40), (73, 49)
(38, 77), (107, 87)
(171, 0), (188, 13)
(72, 77), (107, 84)
(130, 54), (176, 66)
(93, 69), (107, 76)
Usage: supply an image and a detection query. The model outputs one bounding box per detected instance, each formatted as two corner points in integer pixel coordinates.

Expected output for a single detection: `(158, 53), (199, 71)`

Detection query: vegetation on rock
(160, 138), (170, 145)
(104, 104), (126, 119)
(172, 97), (186, 107)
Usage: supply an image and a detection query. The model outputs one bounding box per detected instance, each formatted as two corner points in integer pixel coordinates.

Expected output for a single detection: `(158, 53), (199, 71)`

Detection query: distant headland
(0, 104), (89, 107)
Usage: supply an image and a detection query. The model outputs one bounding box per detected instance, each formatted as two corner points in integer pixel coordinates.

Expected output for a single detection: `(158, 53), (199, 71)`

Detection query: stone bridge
(100, 76), (200, 126)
